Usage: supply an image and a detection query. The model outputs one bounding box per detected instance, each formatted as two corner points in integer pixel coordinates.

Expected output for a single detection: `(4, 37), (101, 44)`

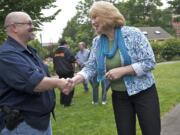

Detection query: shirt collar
(6, 36), (36, 54)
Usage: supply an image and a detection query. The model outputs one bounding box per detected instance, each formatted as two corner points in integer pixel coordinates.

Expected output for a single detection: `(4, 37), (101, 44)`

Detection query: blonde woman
(71, 1), (160, 135)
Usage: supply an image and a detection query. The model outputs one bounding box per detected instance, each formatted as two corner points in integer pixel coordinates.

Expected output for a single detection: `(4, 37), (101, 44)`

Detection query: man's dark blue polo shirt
(0, 36), (55, 131)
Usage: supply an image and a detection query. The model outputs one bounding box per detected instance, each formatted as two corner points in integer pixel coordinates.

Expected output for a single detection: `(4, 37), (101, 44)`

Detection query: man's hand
(62, 78), (75, 95)
(61, 74), (85, 95)
(57, 78), (68, 90)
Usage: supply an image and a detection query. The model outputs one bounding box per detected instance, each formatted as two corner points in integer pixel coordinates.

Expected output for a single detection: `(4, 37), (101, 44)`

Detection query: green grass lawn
(52, 62), (180, 135)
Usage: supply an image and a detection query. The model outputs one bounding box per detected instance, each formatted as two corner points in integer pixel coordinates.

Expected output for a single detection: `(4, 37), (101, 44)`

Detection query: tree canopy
(61, 0), (176, 53)
(0, 0), (61, 43)
(168, 0), (180, 14)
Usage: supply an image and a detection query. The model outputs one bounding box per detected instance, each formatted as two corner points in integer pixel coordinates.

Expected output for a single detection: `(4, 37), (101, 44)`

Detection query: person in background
(69, 1), (161, 135)
(75, 41), (90, 93)
(53, 39), (76, 107)
(0, 12), (71, 135)
(90, 74), (110, 105)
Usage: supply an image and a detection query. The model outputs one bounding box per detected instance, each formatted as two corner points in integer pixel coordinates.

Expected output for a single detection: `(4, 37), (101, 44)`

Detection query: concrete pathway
(161, 103), (180, 135)
(159, 61), (180, 135)
(157, 60), (180, 65)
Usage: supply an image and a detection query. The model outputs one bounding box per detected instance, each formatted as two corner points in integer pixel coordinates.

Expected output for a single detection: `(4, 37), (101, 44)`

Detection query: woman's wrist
(121, 65), (135, 76)
(72, 74), (84, 85)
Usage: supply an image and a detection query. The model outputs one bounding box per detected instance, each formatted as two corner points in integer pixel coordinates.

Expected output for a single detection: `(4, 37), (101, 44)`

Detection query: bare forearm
(122, 65), (135, 76)
(72, 74), (85, 85)
(34, 77), (65, 92)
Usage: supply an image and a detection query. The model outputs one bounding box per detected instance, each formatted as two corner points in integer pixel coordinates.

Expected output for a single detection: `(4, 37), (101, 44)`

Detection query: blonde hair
(89, 1), (125, 29)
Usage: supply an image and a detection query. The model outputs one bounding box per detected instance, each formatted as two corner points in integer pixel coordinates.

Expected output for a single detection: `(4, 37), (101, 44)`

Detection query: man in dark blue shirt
(0, 12), (71, 135)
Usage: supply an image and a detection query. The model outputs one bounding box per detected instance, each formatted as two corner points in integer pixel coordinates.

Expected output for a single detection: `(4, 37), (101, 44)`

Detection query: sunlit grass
(52, 62), (180, 135)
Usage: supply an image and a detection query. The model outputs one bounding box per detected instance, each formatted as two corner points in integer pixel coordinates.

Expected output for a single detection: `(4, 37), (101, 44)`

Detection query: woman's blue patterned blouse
(78, 26), (156, 96)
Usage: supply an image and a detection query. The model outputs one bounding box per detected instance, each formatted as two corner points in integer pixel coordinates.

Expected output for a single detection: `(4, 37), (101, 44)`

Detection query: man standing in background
(75, 42), (90, 93)
(53, 40), (76, 107)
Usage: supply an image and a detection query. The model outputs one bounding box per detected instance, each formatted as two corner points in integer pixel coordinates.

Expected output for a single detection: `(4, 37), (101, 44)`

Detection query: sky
(37, 0), (80, 43)
(38, 0), (168, 43)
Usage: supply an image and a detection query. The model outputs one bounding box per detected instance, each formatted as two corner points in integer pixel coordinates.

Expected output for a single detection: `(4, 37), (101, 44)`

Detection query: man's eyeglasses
(5, 21), (34, 28)
(14, 21), (33, 26)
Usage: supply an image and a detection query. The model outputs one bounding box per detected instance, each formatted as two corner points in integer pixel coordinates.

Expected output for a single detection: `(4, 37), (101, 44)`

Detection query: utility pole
(40, 33), (43, 46)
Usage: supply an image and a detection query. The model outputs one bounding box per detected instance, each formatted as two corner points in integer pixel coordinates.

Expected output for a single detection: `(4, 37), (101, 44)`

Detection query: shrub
(151, 41), (164, 62)
(48, 62), (56, 76)
(161, 39), (180, 61)
(151, 39), (180, 62)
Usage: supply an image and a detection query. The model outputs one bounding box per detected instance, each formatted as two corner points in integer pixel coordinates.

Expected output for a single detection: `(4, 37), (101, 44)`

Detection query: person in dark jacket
(53, 40), (76, 107)
(0, 11), (71, 135)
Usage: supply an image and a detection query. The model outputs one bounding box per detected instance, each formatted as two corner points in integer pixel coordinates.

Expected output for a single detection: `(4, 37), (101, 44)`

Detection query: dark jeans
(112, 84), (161, 135)
(83, 80), (89, 92)
(60, 89), (74, 106)
(90, 76), (110, 102)
(59, 73), (74, 106)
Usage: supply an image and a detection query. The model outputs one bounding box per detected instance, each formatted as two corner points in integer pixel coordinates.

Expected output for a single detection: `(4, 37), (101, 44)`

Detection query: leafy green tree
(28, 39), (48, 59)
(168, 0), (180, 14)
(62, 16), (79, 42)
(116, 0), (173, 34)
(0, 0), (61, 43)
(62, 0), (175, 52)
(116, 0), (164, 26)
(62, 15), (80, 52)
(62, 17), (94, 53)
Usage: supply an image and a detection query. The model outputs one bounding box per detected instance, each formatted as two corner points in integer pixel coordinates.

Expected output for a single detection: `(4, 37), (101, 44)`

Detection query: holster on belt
(2, 106), (23, 131)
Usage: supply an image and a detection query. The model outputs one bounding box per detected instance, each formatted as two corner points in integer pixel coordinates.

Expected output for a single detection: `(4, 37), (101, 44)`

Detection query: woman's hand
(105, 66), (135, 80)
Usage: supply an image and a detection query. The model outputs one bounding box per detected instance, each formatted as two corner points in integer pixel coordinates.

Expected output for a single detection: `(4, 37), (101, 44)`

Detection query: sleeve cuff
(77, 70), (89, 81)
(131, 63), (145, 76)
(25, 72), (45, 94)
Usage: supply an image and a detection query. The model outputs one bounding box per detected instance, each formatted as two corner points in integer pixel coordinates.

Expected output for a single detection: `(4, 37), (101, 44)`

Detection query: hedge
(151, 39), (180, 62)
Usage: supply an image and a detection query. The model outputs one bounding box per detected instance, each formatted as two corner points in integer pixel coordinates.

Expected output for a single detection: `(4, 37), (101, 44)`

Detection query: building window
(142, 31), (148, 35)
(155, 31), (161, 34)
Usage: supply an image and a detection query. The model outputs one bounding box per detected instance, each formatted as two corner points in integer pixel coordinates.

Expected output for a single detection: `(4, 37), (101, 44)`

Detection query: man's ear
(11, 24), (18, 33)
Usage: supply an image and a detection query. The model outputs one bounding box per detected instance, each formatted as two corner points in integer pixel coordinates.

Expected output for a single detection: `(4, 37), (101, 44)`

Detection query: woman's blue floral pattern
(78, 26), (156, 96)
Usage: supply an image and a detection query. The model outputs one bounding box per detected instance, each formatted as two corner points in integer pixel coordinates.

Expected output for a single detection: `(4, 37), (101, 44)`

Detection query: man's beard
(29, 33), (35, 40)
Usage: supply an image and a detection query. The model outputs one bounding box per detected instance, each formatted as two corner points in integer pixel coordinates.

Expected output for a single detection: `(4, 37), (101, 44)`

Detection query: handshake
(57, 77), (76, 95)
(56, 74), (84, 95)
